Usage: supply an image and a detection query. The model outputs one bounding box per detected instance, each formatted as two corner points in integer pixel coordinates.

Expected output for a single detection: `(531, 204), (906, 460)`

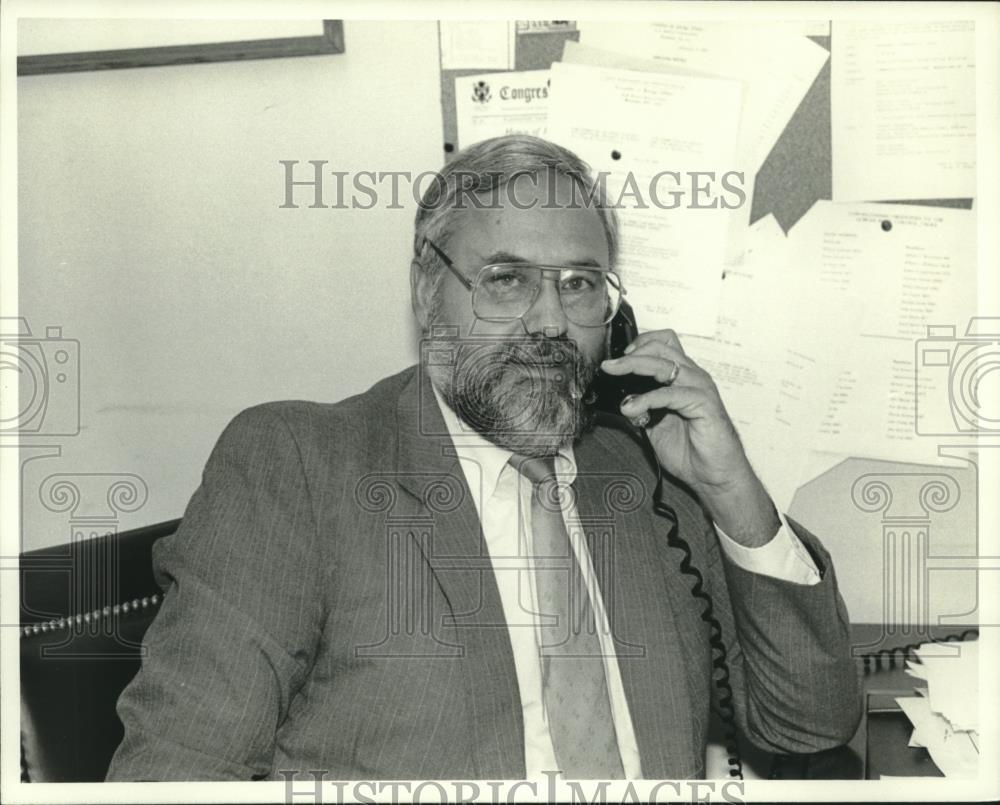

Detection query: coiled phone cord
(639, 428), (744, 780)
(861, 628), (979, 674)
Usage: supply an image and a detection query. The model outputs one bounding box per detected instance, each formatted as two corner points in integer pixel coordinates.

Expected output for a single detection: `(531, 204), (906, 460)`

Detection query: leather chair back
(19, 520), (180, 782)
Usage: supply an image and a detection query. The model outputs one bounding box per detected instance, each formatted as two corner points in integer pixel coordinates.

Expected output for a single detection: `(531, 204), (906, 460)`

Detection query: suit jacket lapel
(389, 372), (703, 778)
(392, 369), (525, 778)
(574, 429), (702, 779)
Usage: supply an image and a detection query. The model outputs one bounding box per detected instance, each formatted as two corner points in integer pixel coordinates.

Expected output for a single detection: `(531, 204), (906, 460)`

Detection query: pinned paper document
(454, 70), (550, 148)
(560, 40), (755, 272)
(682, 215), (860, 512)
(547, 61), (742, 337)
(831, 21), (976, 201)
(787, 201), (976, 466)
(439, 21), (515, 70)
(576, 21), (829, 173)
(516, 21), (576, 35)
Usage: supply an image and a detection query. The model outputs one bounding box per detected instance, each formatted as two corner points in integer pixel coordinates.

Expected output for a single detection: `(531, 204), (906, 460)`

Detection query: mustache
(458, 334), (593, 372)
(458, 335), (598, 409)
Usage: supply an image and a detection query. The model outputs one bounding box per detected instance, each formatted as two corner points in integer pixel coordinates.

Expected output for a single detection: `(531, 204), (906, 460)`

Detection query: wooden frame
(17, 19), (344, 76)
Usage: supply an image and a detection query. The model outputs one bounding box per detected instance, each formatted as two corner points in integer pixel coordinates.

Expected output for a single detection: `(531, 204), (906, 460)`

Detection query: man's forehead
(475, 247), (604, 268)
(502, 167), (587, 201)
(444, 169), (594, 218)
(456, 210), (609, 267)
(447, 185), (609, 265)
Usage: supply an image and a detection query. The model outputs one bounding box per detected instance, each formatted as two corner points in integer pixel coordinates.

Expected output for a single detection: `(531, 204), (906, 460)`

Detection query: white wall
(790, 456), (979, 625)
(17, 20), (441, 547)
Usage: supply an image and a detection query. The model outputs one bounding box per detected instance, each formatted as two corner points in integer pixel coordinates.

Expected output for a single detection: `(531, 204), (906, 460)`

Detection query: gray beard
(430, 335), (598, 457)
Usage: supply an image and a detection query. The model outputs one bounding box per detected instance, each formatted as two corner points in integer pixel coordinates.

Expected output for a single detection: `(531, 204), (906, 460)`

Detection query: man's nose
(522, 275), (568, 336)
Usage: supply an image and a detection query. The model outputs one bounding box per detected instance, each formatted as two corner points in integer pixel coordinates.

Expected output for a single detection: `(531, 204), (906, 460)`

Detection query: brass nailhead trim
(21, 593), (161, 637)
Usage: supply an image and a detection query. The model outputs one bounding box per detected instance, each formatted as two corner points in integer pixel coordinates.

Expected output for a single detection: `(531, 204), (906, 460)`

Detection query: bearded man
(107, 135), (861, 782)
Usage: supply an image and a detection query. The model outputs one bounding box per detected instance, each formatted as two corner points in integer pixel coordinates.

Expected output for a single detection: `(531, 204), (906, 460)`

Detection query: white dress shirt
(431, 388), (819, 779)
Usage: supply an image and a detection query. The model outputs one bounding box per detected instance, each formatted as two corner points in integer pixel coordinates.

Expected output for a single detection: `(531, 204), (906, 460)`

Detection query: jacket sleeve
(106, 405), (325, 781)
(699, 510), (863, 754)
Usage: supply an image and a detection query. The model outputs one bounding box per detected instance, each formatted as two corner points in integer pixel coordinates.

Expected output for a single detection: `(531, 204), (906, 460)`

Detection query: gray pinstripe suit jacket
(107, 365), (862, 781)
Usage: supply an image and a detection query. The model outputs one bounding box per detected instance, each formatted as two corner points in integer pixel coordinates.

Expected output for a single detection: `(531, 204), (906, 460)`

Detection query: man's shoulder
(228, 366), (416, 427)
(214, 366), (419, 461)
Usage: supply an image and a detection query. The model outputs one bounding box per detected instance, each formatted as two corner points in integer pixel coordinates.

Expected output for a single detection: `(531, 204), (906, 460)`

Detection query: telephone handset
(588, 299), (745, 779)
(588, 298), (667, 428)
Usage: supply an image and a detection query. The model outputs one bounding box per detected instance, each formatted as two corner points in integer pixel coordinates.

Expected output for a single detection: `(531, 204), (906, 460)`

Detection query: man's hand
(600, 329), (780, 547)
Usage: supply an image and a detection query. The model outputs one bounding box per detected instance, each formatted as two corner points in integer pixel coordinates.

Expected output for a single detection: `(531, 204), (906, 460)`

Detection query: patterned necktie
(509, 454), (625, 780)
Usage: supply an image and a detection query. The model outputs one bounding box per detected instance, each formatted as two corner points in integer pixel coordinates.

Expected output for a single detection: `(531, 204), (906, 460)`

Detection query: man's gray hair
(412, 135), (619, 300)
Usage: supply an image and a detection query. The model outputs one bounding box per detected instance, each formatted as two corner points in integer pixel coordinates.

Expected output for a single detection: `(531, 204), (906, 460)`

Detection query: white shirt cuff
(714, 512), (822, 586)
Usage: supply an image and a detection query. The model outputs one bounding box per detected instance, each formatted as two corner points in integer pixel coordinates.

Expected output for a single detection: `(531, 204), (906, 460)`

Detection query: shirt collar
(430, 383), (578, 498)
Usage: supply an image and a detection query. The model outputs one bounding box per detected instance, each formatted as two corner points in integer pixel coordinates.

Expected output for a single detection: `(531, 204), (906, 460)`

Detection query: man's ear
(410, 259), (434, 330)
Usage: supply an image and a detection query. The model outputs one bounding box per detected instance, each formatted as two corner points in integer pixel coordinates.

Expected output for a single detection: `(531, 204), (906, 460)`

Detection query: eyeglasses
(423, 239), (624, 328)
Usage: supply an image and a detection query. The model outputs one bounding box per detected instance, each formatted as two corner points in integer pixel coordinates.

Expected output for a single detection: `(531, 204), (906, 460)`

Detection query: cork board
(437, 26), (972, 232)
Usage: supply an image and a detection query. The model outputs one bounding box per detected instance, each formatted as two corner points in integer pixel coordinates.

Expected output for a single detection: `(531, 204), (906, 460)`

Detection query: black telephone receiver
(588, 298), (666, 426)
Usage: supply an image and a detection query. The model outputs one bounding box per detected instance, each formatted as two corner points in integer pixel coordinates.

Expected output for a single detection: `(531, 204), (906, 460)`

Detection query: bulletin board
(436, 25), (972, 232)
(435, 22), (981, 629)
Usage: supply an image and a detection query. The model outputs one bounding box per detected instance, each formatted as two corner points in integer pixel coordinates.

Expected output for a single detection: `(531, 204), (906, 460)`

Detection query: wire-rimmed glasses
(423, 238), (623, 327)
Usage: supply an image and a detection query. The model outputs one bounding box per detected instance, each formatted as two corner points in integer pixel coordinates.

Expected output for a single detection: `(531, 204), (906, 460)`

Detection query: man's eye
(561, 274), (597, 292)
(488, 271), (523, 287)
